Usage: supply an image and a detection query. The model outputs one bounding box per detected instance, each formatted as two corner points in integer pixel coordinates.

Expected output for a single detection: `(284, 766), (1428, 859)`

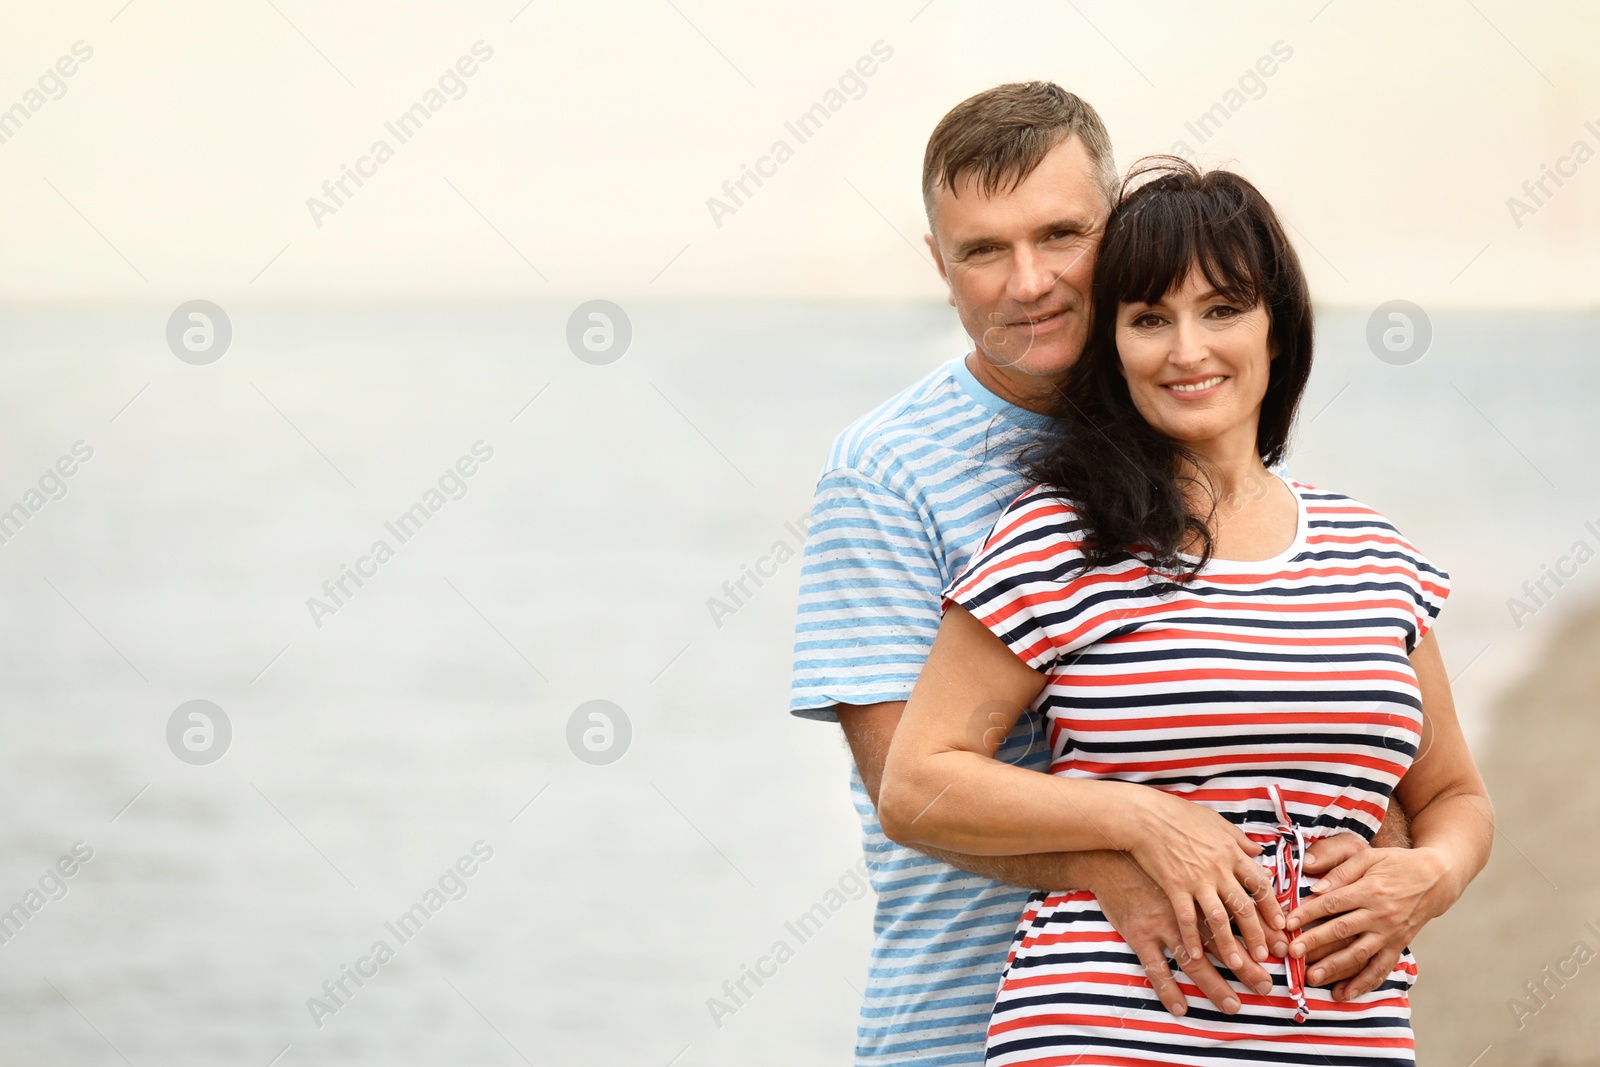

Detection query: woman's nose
(1169, 316), (1208, 365)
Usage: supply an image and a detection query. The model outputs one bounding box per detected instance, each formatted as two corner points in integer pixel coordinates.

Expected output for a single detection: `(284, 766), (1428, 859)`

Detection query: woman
(878, 158), (1493, 1063)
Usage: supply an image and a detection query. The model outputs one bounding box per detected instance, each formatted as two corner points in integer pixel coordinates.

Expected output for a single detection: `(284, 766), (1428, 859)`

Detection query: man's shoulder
(822, 358), (997, 482)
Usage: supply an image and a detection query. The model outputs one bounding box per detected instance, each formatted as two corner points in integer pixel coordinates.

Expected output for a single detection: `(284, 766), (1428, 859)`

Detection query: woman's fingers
(1170, 935), (1243, 1014)
(1227, 823), (1264, 856)
(1258, 903), (1288, 959)
(1225, 904), (1271, 972)
(1202, 920), (1275, 996)
(1132, 944), (1189, 1017)
(1235, 856), (1287, 955)
(1289, 908), (1376, 959)
(1170, 891), (1207, 966)
(1198, 889), (1247, 972)
(1224, 883), (1270, 966)
(1230, 953), (1275, 998)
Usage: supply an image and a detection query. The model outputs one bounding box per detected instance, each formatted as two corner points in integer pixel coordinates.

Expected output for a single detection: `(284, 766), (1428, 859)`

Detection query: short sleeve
(1399, 540), (1451, 653)
(787, 467), (944, 721)
(941, 489), (1095, 672)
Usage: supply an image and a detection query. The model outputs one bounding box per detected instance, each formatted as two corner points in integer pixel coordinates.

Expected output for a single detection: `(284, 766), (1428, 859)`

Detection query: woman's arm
(881, 603), (1283, 968)
(1285, 630), (1495, 995)
(842, 700), (1303, 1013)
(879, 604), (1151, 856)
(1390, 630), (1495, 901)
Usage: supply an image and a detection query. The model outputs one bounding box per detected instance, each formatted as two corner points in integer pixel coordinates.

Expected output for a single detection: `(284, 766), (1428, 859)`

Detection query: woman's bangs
(1104, 184), (1266, 310)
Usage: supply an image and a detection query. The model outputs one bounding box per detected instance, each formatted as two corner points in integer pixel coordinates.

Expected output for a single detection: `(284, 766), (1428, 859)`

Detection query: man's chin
(976, 336), (1083, 379)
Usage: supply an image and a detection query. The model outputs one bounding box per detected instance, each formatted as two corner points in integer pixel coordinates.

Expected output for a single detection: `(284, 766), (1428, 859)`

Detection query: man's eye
(1049, 230), (1077, 241)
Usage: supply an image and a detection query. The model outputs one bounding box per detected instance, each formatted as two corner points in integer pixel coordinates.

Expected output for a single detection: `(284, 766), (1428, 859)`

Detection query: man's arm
(841, 700), (1113, 890)
(839, 700), (1282, 1015)
(1369, 801), (1411, 849)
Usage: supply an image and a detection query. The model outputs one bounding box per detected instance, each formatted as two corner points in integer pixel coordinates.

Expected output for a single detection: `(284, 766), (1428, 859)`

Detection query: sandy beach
(1411, 596), (1600, 1066)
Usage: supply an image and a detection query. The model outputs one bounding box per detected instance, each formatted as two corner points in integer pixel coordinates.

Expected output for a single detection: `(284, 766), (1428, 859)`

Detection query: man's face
(926, 136), (1108, 393)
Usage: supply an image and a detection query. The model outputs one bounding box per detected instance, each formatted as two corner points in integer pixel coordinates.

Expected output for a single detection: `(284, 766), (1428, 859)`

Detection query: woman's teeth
(1167, 376), (1225, 393)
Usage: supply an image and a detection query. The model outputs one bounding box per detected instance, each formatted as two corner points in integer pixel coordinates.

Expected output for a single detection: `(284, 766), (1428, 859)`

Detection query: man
(788, 82), (1415, 1066)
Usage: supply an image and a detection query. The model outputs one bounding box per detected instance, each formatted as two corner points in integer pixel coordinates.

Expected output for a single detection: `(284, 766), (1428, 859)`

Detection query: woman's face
(1115, 266), (1274, 451)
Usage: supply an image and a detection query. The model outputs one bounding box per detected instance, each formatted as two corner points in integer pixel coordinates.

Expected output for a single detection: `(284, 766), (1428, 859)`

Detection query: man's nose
(1006, 246), (1056, 306)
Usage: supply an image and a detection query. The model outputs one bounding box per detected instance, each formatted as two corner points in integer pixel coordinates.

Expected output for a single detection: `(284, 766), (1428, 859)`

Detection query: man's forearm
(1408, 790), (1495, 913)
(1370, 798), (1412, 849)
(839, 702), (1142, 893)
(911, 842), (1135, 894)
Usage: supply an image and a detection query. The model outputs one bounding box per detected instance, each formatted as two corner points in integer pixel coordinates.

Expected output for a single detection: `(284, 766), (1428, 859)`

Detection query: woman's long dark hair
(1026, 156), (1314, 580)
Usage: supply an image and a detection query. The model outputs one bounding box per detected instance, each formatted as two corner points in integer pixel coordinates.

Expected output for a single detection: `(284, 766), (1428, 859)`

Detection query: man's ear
(925, 233), (955, 307)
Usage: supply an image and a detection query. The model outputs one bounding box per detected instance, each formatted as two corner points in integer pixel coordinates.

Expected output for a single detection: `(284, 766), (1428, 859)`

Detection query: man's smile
(1006, 307), (1070, 331)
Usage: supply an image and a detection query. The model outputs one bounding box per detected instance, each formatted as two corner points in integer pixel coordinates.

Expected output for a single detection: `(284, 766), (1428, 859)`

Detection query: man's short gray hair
(921, 81), (1117, 225)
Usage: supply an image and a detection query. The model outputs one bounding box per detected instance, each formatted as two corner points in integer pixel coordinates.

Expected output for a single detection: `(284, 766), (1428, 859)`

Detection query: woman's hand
(1122, 790), (1286, 973)
(1087, 852), (1283, 1016)
(1285, 845), (1455, 1000)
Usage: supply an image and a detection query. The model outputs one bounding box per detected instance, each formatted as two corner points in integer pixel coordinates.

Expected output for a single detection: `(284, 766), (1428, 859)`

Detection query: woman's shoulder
(944, 485), (1095, 617)
(951, 483), (1105, 595)
(1286, 479), (1451, 646)
(1002, 481), (1082, 517)
(1287, 479), (1447, 573)
(987, 483), (1087, 544)
(1287, 478), (1410, 538)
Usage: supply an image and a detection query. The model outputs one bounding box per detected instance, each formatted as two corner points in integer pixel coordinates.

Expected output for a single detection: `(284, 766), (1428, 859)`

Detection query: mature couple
(788, 82), (1493, 1065)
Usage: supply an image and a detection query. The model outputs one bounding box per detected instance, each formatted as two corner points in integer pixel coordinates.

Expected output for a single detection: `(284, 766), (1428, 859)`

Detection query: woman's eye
(1131, 313), (1163, 328)
(1208, 304), (1240, 319)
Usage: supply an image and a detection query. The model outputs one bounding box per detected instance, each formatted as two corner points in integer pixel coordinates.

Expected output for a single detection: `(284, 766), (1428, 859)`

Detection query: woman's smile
(1115, 268), (1274, 455)
(1163, 373), (1229, 397)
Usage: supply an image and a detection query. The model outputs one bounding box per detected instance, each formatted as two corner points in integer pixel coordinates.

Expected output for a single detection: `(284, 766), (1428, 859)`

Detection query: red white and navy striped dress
(941, 476), (1449, 1067)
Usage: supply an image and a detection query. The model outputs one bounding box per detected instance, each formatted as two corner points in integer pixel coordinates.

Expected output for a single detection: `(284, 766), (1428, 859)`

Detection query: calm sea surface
(0, 304), (1595, 1064)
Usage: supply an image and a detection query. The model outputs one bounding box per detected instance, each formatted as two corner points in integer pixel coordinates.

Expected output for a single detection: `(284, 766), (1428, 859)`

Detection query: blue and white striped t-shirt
(789, 355), (1053, 1067)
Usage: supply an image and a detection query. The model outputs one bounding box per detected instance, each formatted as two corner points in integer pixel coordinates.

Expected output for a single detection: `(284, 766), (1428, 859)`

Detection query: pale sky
(1, 0), (1595, 308)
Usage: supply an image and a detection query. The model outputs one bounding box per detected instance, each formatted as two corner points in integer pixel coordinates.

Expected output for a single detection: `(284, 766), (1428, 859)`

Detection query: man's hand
(1090, 852), (1278, 1017)
(838, 702), (1277, 1019)
(1286, 846), (1453, 1001)
(1288, 802), (1414, 994)
(1293, 833), (1366, 975)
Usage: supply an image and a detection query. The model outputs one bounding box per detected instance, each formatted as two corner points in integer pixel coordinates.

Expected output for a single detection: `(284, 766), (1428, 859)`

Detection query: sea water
(0, 303), (1593, 1064)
